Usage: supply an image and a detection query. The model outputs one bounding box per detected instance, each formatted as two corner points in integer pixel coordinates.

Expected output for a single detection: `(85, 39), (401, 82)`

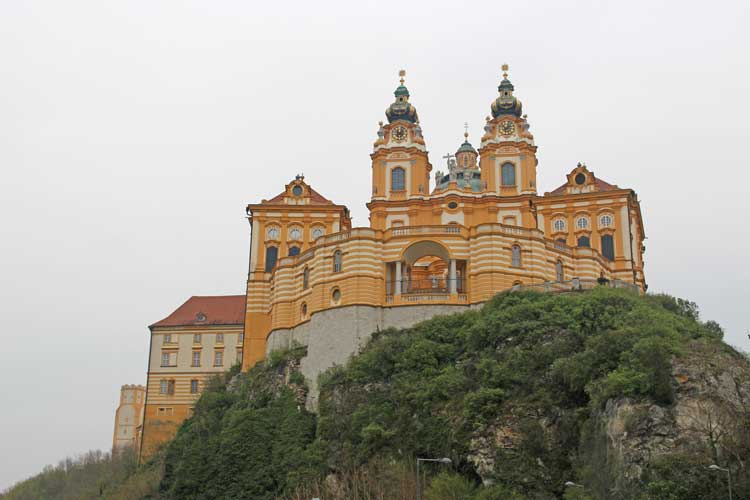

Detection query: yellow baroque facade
(240, 67), (647, 394)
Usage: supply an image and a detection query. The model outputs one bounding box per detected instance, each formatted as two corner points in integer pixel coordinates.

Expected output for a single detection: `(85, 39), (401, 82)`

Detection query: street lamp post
(708, 464), (733, 500)
(415, 457), (451, 500)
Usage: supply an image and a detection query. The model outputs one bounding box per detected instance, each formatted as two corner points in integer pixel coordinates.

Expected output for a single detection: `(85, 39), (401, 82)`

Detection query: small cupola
(490, 64), (523, 118)
(455, 125), (478, 169)
(385, 69), (419, 124)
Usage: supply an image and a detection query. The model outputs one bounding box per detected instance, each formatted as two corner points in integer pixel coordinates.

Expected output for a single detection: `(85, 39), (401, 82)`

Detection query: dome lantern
(490, 64), (523, 118)
(386, 69), (419, 123)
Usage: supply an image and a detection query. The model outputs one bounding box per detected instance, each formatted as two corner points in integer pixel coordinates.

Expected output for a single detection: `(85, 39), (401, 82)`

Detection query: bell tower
(370, 70), (432, 202)
(479, 65), (538, 196)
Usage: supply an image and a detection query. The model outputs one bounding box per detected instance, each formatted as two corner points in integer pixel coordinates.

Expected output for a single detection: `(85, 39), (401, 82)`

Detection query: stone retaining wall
(266, 303), (481, 409)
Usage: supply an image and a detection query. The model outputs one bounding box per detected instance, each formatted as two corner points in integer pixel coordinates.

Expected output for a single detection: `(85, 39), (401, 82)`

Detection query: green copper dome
(456, 140), (477, 155)
(394, 84), (410, 98)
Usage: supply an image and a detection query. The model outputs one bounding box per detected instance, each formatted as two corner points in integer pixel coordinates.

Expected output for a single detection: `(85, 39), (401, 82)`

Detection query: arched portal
(388, 240), (465, 297)
(402, 240), (451, 265)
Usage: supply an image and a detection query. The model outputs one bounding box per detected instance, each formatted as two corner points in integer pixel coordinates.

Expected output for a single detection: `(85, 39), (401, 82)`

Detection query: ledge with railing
(385, 278), (468, 305)
(387, 225), (467, 238)
(511, 278), (640, 294)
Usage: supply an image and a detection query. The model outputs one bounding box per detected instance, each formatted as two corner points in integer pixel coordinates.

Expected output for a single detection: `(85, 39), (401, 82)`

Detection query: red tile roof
(150, 295), (245, 328)
(548, 177), (618, 196)
(266, 187), (332, 204)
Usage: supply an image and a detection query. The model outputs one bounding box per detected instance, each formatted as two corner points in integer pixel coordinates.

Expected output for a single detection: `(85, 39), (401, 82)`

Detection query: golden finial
(399, 69), (406, 85)
(464, 122), (469, 140)
(502, 63), (509, 79)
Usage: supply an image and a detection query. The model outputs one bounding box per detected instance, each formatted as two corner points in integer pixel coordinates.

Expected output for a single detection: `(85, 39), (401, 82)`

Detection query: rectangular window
(214, 350), (224, 367)
(160, 351), (177, 367)
(192, 351), (201, 367)
(601, 234), (615, 261)
(216, 333), (224, 344)
(193, 333), (201, 344)
(501, 163), (516, 186)
(190, 379), (199, 394)
(157, 407), (174, 417)
(186, 407), (194, 418)
(238, 333), (244, 344)
(237, 349), (243, 364)
(162, 334), (172, 345)
(391, 167), (405, 191)
(159, 380), (175, 395)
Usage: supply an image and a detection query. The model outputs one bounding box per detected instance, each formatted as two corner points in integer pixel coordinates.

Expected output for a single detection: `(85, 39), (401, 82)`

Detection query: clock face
(392, 126), (408, 143)
(499, 120), (515, 136)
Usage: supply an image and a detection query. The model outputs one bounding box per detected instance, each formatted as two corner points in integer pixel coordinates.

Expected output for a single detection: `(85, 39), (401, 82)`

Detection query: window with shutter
(601, 234), (615, 261)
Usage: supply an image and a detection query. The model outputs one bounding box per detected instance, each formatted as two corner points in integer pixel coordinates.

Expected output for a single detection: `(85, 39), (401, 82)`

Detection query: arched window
(501, 163), (516, 186)
(601, 234), (615, 261)
(553, 219), (566, 232)
(301, 302), (307, 318)
(556, 260), (564, 282)
(599, 214), (613, 228)
(303, 267), (309, 289)
(391, 167), (405, 191)
(556, 238), (567, 245)
(333, 250), (342, 273)
(288, 246), (300, 256)
(576, 217), (589, 230)
(511, 244), (522, 267)
(266, 226), (280, 240)
(265, 246), (278, 272)
(577, 236), (590, 248)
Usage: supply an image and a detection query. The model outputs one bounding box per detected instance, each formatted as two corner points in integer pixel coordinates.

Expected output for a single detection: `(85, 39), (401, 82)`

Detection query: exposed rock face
(229, 355), (307, 406)
(605, 342), (750, 481)
(467, 341), (750, 487)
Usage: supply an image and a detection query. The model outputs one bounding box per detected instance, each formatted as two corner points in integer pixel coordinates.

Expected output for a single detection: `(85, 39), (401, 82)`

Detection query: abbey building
(134, 67), (647, 457)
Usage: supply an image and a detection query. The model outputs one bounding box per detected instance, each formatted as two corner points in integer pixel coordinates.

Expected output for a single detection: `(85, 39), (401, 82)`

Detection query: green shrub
(425, 472), (477, 500)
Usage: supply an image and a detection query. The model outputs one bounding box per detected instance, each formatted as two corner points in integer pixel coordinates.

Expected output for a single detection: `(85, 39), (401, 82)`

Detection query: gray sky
(1, 0), (749, 491)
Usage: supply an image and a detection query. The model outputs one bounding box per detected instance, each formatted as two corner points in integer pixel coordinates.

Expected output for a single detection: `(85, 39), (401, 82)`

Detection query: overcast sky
(1, 0), (749, 491)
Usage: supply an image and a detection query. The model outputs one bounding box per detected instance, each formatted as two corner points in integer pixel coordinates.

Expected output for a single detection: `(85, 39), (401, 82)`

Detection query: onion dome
(490, 64), (523, 118)
(385, 69), (419, 123)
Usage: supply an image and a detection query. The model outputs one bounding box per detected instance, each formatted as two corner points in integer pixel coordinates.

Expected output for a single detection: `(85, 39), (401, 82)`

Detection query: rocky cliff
(154, 288), (750, 500)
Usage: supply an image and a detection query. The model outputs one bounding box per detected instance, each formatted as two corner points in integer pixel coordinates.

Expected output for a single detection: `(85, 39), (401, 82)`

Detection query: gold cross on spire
(399, 69), (406, 85)
(502, 63), (509, 79)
